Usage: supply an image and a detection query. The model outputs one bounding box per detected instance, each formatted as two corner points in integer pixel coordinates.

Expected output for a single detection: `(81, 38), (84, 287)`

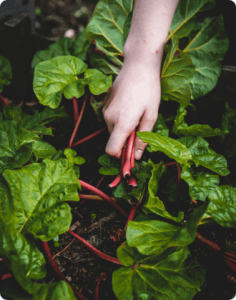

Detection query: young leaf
(64, 148), (86, 165)
(84, 69), (112, 95)
(152, 113), (169, 137)
(142, 161), (184, 222)
(113, 243), (205, 300)
(161, 37), (195, 107)
(127, 200), (209, 255)
(207, 186), (236, 228)
(85, 0), (134, 55)
(73, 30), (91, 61)
(2, 159), (80, 241)
(98, 153), (119, 175)
(178, 136), (230, 176)
(0, 55), (12, 93)
(137, 131), (192, 164)
(181, 165), (219, 201)
(33, 55), (88, 108)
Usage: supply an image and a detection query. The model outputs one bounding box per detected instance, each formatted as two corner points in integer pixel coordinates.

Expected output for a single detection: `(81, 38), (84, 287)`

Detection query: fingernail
(135, 150), (143, 160)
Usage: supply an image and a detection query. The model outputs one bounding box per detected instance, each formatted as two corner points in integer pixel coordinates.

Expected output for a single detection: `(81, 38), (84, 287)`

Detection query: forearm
(124, 0), (179, 68)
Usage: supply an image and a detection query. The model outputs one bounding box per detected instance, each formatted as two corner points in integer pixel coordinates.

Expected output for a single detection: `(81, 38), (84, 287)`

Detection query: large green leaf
(142, 161), (184, 222)
(181, 165), (219, 201)
(1, 159), (80, 241)
(161, 37), (195, 107)
(207, 186), (236, 228)
(84, 69), (112, 95)
(32, 140), (57, 160)
(127, 201), (209, 255)
(0, 55), (12, 93)
(85, 0), (134, 55)
(178, 136), (230, 176)
(137, 131), (192, 164)
(2, 280), (77, 300)
(113, 243), (205, 300)
(33, 55), (88, 108)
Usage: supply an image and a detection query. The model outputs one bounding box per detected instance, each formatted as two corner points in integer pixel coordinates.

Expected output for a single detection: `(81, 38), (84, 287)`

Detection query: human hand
(102, 60), (161, 160)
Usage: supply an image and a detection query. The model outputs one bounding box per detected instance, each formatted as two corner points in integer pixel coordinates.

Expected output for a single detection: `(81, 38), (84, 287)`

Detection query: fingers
(134, 110), (158, 160)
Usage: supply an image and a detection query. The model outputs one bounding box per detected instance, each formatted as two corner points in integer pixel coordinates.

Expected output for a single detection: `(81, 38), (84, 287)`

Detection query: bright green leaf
(84, 69), (112, 95)
(0, 55), (12, 93)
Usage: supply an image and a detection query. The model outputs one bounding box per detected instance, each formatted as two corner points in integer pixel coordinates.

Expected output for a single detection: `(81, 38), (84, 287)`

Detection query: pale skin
(102, 0), (179, 160)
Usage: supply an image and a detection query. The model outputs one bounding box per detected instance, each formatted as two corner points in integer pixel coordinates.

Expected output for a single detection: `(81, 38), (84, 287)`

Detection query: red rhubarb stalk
(124, 201), (139, 230)
(0, 94), (8, 106)
(72, 96), (79, 125)
(123, 129), (136, 177)
(42, 241), (87, 300)
(79, 180), (128, 217)
(164, 161), (177, 166)
(225, 176), (231, 184)
(109, 145), (126, 188)
(79, 194), (103, 201)
(128, 147), (137, 186)
(71, 127), (106, 148)
(94, 273), (106, 300)
(68, 230), (122, 265)
(225, 258), (236, 273)
(1, 273), (12, 280)
(196, 232), (221, 251)
(68, 96), (87, 148)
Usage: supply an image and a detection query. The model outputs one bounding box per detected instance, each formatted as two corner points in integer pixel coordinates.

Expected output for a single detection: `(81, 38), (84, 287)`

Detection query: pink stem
(68, 96), (87, 148)
(225, 176), (231, 184)
(79, 180), (128, 217)
(124, 201), (139, 230)
(42, 242), (87, 300)
(225, 258), (236, 273)
(68, 230), (122, 265)
(70, 127), (106, 148)
(79, 194), (103, 201)
(164, 161), (177, 166)
(177, 163), (181, 195)
(0, 94), (8, 106)
(73, 96), (79, 125)
(128, 176), (137, 187)
(195, 232), (221, 251)
(94, 273), (106, 300)
(1, 273), (12, 280)
(123, 130), (136, 177)
(108, 173), (123, 188)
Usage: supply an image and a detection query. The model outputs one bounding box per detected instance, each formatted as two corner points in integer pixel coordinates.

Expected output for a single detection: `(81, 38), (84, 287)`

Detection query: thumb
(134, 110), (158, 160)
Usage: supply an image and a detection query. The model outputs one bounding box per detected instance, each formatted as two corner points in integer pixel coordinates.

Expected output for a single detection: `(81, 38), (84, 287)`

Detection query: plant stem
(79, 194), (103, 201)
(124, 201), (139, 230)
(177, 163), (181, 195)
(195, 232), (221, 251)
(69, 96), (87, 148)
(42, 241), (87, 300)
(71, 127), (106, 148)
(0, 94), (8, 106)
(123, 129), (136, 177)
(73, 97), (79, 125)
(225, 258), (236, 273)
(164, 161), (177, 166)
(109, 145), (127, 188)
(128, 146), (137, 186)
(1, 273), (12, 280)
(225, 176), (231, 184)
(79, 180), (128, 217)
(68, 230), (123, 265)
(53, 238), (76, 259)
(94, 273), (106, 300)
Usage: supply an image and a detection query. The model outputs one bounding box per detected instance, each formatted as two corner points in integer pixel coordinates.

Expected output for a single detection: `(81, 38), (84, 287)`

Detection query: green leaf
(178, 136), (230, 176)
(64, 148), (86, 165)
(181, 165), (219, 201)
(84, 69), (112, 95)
(55, 37), (74, 55)
(207, 186), (236, 228)
(152, 113), (169, 137)
(113, 243), (205, 300)
(31, 45), (64, 70)
(33, 55), (88, 108)
(137, 131), (192, 164)
(1, 159), (80, 241)
(142, 161), (184, 222)
(161, 37), (195, 107)
(73, 30), (91, 60)
(127, 200), (209, 255)
(123, 11), (132, 43)
(32, 140), (57, 160)
(0, 55), (12, 93)
(85, 0), (134, 55)
(98, 153), (120, 175)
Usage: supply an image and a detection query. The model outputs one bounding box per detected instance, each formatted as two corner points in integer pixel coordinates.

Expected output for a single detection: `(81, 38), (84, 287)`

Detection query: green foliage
(98, 153), (120, 175)
(0, 55), (12, 93)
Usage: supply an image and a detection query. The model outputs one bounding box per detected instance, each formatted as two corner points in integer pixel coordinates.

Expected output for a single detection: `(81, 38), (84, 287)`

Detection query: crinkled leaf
(178, 136), (230, 176)
(0, 55), (12, 93)
(161, 37), (195, 107)
(32, 140), (57, 160)
(85, 0), (134, 55)
(127, 200), (209, 255)
(84, 69), (112, 95)
(207, 186), (236, 228)
(113, 243), (205, 300)
(33, 55), (88, 108)
(142, 161), (184, 222)
(73, 30), (91, 61)
(181, 165), (219, 201)
(64, 148), (86, 165)
(2, 159), (80, 241)
(137, 131), (192, 164)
